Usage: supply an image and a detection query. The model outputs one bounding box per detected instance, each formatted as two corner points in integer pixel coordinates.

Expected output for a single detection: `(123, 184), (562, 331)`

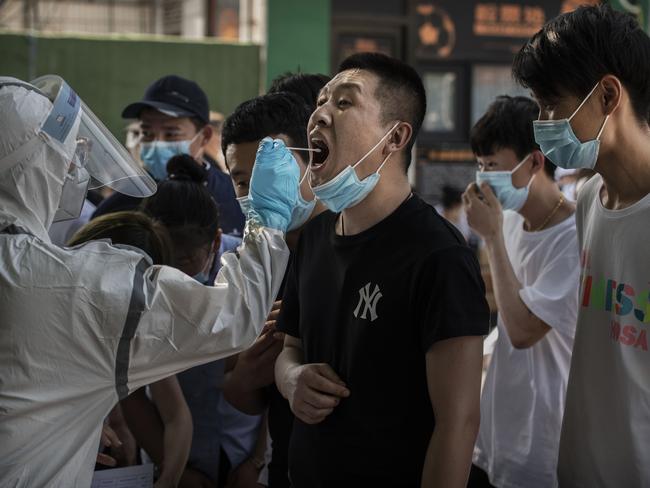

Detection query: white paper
(91, 464), (153, 488)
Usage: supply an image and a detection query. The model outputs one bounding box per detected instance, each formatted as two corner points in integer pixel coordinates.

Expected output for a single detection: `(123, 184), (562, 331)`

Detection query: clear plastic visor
(31, 75), (156, 197)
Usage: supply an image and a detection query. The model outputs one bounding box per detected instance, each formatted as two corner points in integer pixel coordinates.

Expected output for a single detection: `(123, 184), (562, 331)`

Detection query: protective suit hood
(0, 75), (156, 241)
(0, 78), (76, 241)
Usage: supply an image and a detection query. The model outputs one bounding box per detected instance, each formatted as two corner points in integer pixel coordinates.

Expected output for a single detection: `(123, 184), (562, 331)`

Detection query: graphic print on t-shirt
(580, 248), (650, 351)
(353, 282), (382, 322)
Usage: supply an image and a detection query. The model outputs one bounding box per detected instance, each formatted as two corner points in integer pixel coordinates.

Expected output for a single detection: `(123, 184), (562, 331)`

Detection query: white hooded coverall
(0, 83), (288, 486)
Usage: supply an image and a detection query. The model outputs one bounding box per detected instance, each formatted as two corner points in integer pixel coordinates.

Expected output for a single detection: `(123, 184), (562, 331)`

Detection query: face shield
(30, 76), (156, 220)
(54, 139), (92, 222)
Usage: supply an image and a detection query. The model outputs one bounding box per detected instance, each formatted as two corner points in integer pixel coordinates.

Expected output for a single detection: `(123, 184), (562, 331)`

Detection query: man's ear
(530, 150), (545, 175)
(200, 125), (214, 147)
(600, 74), (622, 117)
(386, 122), (413, 155)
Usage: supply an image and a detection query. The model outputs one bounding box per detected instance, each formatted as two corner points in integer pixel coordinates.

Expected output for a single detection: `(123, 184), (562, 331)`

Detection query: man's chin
(310, 164), (347, 187)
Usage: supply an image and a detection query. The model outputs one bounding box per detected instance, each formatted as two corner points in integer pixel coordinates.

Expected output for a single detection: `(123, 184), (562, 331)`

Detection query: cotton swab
(286, 147), (322, 152)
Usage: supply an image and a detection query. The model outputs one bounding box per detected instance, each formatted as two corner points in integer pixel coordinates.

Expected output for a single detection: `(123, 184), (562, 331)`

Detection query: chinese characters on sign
(473, 3), (546, 37)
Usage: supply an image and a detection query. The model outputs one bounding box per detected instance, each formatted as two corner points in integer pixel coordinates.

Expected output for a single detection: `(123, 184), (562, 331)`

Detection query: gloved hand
(249, 137), (300, 232)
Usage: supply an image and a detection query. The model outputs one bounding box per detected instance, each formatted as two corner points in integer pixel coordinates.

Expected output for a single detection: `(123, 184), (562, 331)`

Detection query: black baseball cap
(122, 75), (210, 124)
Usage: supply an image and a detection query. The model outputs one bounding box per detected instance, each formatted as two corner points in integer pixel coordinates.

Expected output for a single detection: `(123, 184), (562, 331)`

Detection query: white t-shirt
(474, 210), (579, 488)
(558, 175), (650, 487)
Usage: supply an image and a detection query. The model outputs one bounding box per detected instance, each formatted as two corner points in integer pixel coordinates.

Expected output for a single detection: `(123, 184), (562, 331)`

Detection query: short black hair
(470, 95), (556, 179)
(141, 155), (219, 255)
(338, 52), (426, 170)
(268, 72), (331, 112)
(513, 4), (650, 125)
(221, 92), (311, 160)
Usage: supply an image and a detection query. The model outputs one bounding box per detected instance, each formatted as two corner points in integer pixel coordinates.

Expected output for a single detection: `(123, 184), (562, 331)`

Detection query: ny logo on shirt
(353, 283), (382, 322)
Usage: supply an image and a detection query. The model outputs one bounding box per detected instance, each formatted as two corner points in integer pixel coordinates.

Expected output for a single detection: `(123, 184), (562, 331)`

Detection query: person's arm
(421, 336), (483, 488)
(149, 377), (193, 488)
(275, 335), (350, 425)
(123, 224), (289, 394)
(464, 183), (550, 348)
(123, 138), (300, 395)
(120, 387), (165, 465)
(224, 302), (285, 415)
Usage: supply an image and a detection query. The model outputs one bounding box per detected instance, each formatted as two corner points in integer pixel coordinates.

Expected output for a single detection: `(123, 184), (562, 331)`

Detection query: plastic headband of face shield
(30, 75), (156, 198)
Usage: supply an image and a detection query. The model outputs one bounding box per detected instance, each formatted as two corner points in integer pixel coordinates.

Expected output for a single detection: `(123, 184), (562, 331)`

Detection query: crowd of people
(1, 4), (650, 488)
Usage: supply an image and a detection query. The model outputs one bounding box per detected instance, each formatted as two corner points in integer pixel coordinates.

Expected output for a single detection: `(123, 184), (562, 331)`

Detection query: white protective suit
(0, 81), (289, 486)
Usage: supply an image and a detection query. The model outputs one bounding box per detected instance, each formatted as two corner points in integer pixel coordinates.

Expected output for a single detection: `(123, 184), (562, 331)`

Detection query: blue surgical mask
(287, 169), (316, 231)
(193, 251), (216, 285)
(237, 194), (253, 217)
(476, 154), (533, 211)
(310, 122), (400, 213)
(533, 83), (609, 170)
(238, 173), (316, 232)
(140, 133), (199, 181)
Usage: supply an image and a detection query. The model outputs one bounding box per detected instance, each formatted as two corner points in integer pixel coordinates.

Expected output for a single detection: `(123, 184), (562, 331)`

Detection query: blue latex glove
(249, 137), (300, 232)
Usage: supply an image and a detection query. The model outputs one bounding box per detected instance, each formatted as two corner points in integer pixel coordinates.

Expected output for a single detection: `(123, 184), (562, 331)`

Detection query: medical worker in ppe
(0, 76), (299, 487)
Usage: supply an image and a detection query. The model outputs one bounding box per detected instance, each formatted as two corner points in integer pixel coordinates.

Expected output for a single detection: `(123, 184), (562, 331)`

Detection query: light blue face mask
(310, 122), (400, 213)
(533, 83), (609, 170)
(238, 169), (317, 232)
(287, 168), (317, 231)
(237, 194), (253, 217)
(140, 133), (199, 181)
(476, 154), (533, 211)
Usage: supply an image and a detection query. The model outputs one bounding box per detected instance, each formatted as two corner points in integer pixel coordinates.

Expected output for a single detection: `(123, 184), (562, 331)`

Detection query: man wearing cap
(93, 75), (245, 236)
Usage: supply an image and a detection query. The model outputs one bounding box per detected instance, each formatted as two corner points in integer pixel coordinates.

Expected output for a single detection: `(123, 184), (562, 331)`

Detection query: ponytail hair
(141, 155), (220, 254)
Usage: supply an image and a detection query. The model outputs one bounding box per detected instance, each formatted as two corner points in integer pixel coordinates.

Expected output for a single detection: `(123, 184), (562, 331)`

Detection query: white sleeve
(518, 250), (580, 339)
(122, 225), (288, 396)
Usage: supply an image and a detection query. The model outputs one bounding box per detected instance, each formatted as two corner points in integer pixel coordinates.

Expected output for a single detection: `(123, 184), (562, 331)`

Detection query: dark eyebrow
(162, 124), (183, 130)
(335, 82), (362, 93)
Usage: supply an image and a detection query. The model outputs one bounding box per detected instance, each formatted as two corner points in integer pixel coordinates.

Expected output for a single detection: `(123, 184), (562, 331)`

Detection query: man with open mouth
(274, 53), (490, 488)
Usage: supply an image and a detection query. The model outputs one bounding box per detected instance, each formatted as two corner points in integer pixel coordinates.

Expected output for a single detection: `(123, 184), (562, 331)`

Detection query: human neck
(336, 172), (411, 236)
(519, 176), (574, 231)
(597, 124), (650, 210)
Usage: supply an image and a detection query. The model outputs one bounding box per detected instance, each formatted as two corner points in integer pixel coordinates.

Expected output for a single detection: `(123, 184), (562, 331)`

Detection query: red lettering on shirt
(610, 320), (649, 352)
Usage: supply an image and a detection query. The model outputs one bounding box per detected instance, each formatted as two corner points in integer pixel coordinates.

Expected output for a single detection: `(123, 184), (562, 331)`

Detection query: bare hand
(232, 321), (285, 390)
(462, 182), (503, 242)
(285, 363), (350, 425)
(267, 300), (282, 325)
(96, 424), (122, 467)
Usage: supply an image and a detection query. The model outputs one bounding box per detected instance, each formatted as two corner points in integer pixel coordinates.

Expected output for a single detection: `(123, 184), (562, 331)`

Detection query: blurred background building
(0, 0), (647, 203)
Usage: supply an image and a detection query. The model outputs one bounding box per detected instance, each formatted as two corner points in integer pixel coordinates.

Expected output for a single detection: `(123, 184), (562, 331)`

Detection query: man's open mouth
(310, 138), (330, 170)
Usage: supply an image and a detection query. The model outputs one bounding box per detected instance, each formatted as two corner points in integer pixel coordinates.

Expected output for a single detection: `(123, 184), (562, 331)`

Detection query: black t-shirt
(277, 194), (489, 487)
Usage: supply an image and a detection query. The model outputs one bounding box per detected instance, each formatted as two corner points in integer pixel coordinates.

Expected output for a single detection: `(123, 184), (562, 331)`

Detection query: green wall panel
(266, 0), (331, 88)
(0, 32), (261, 138)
